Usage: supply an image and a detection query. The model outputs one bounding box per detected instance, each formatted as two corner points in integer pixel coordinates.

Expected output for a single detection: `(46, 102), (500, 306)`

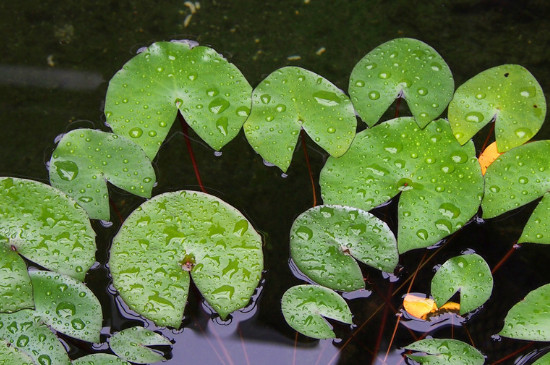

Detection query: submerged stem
(300, 129), (317, 207)
(492, 241), (521, 274)
(178, 113), (207, 193)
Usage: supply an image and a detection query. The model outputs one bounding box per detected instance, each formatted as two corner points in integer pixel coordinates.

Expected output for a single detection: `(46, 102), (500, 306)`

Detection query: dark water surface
(1, 1), (549, 364)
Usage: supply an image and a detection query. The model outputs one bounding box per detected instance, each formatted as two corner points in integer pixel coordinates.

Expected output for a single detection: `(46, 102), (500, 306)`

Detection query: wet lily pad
(281, 285), (352, 339)
(405, 338), (485, 364)
(109, 191), (263, 326)
(243, 66), (356, 172)
(0, 177), (96, 281)
(0, 339), (34, 365)
(533, 352), (550, 365)
(110, 327), (171, 364)
(0, 245), (33, 313)
(73, 353), (130, 365)
(500, 283), (550, 341)
(320, 117), (483, 253)
(105, 40), (252, 159)
(349, 38), (454, 128)
(431, 254), (493, 315)
(290, 205), (397, 291)
(449, 64), (546, 152)
(49, 129), (155, 221)
(30, 271), (102, 343)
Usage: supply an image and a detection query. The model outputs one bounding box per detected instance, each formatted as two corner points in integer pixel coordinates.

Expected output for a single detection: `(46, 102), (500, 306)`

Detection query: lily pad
(320, 117), (483, 253)
(349, 38), (454, 128)
(0, 339), (34, 365)
(290, 205), (397, 291)
(105, 40), (252, 159)
(0, 245), (33, 313)
(533, 352), (550, 365)
(109, 191), (263, 326)
(281, 285), (352, 339)
(431, 254), (493, 315)
(500, 283), (550, 341)
(0, 177), (96, 281)
(243, 66), (356, 172)
(73, 353), (130, 365)
(449, 64), (546, 152)
(110, 327), (171, 364)
(30, 270), (102, 343)
(405, 338), (485, 365)
(49, 129), (155, 221)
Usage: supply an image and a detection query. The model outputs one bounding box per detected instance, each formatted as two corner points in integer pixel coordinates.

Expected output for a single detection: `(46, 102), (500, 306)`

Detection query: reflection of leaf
(405, 338), (484, 364)
(0, 245), (33, 313)
(290, 205), (397, 291)
(73, 353), (130, 365)
(110, 327), (171, 364)
(320, 117), (483, 253)
(105, 41), (252, 159)
(110, 191), (263, 326)
(0, 339), (34, 365)
(49, 129), (155, 220)
(349, 38), (454, 128)
(281, 285), (352, 339)
(449, 64), (546, 152)
(0, 177), (96, 281)
(244, 66), (356, 172)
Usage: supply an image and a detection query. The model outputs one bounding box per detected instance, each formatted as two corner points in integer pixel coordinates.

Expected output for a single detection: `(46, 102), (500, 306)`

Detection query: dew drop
(208, 97), (230, 114)
(355, 80), (365, 87)
(129, 127), (143, 138)
(417, 87), (428, 96)
(71, 318), (86, 330)
(465, 111), (484, 123)
(296, 226), (313, 240)
(416, 229), (428, 240)
(327, 127), (336, 134)
(313, 91), (341, 106)
(216, 117), (229, 136)
(54, 161), (79, 181)
(260, 94), (271, 104)
(56, 302), (76, 318)
(368, 91), (380, 100)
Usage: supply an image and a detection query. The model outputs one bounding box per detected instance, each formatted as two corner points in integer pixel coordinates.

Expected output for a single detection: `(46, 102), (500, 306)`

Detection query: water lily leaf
(243, 66), (356, 172)
(482, 141), (550, 244)
(110, 327), (171, 364)
(405, 338), (485, 365)
(431, 254), (493, 315)
(110, 191), (263, 326)
(533, 352), (550, 365)
(0, 339), (34, 365)
(73, 353), (130, 365)
(49, 129), (155, 221)
(449, 64), (546, 152)
(0, 245), (33, 313)
(30, 271), (102, 343)
(500, 283), (550, 341)
(290, 205), (397, 291)
(0, 177), (96, 281)
(281, 285), (352, 339)
(320, 117), (483, 253)
(105, 40), (252, 159)
(0, 309), (71, 365)
(349, 38), (454, 128)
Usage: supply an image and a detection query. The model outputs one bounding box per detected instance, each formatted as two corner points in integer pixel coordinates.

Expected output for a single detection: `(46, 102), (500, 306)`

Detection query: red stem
(178, 114), (207, 193)
(300, 130), (317, 207)
(491, 342), (534, 365)
(395, 97), (402, 118)
(371, 283), (393, 365)
(481, 122), (496, 152)
(492, 241), (520, 275)
(109, 198), (124, 225)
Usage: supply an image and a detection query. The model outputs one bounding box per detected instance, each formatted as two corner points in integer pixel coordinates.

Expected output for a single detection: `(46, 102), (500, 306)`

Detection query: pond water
(1, 1), (550, 364)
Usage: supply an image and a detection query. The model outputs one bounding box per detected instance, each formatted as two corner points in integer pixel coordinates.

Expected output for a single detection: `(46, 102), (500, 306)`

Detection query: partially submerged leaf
(405, 338), (485, 364)
(478, 141), (502, 175)
(109, 327), (171, 364)
(290, 205), (397, 291)
(244, 66), (356, 172)
(73, 353), (130, 365)
(0, 339), (34, 365)
(281, 285), (352, 339)
(0, 245), (33, 313)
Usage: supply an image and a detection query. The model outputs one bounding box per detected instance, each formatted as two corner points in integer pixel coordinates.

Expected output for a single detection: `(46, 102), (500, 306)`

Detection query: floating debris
(287, 55), (302, 61)
(315, 47), (326, 56)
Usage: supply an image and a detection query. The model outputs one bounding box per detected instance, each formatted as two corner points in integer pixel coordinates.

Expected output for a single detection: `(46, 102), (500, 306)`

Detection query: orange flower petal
(478, 141), (502, 175)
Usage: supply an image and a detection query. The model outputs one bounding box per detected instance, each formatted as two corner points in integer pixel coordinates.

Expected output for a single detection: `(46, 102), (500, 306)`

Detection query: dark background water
(1, 1), (549, 364)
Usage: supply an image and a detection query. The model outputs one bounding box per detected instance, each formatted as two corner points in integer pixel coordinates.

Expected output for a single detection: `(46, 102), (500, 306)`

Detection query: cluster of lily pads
(1, 37), (549, 364)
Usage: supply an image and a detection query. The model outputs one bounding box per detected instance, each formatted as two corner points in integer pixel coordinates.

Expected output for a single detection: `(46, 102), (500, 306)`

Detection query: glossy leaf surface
(110, 191), (263, 326)
(0, 339), (34, 365)
(49, 129), (155, 220)
(320, 117), (483, 253)
(105, 41), (252, 159)
(290, 205), (397, 291)
(449, 64), (546, 152)
(110, 327), (171, 364)
(244, 66), (356, 172)
(0, 245), (33, 313)
(0, 177), (96, 281)
(349, 38), (454, 128)
(405, 338), (485, 365)
(73, 354), (130, 365)
(533, 352), (550, 365)
(281, 285), (352, 339)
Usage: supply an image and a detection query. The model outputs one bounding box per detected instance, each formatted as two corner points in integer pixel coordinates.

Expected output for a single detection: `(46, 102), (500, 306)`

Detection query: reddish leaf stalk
(492, 241), (521, 275)
(178, 113), (207, 193)
(491, 342), (534, 365)
(481, 122), (496, 153)
(108, 198), (124, 225)
(371, 283), (393, 365)
(395, 97), (402, 118)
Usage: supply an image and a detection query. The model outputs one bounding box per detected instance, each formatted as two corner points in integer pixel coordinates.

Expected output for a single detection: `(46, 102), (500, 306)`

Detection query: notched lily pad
(290, 205), (397, 291)
(0, 245), (33, 313)
(244, 66), (356, 172)
(349, 38), (454, 128)
(405, 338), (485, 365)
(49, 129), (155, 221)
(449, 64), (546, 152)
(110, 327), (171, 364)
(109, 191), (263, 327)
(73, 353), (130, 365)
(281, 285), (352, 339)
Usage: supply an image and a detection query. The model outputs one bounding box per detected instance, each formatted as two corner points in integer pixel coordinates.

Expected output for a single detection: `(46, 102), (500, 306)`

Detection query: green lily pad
(243, 66), (356, 172)
(290, 205), (397, 291)
(0, 339), (34, 365)
(320, 117), (483, 253)
(449, 64), (546, 152)
(481, 141), (550, 244)
(500, 283), (550, 341)
(109, 327), (171, 364)
(0, 309), (71, 365)
(431, 254), (493, 315)
(30, 271), (102, 343)
(405, 338), (485, 365)
(349, 38), (454, 128)
(49, 129), (155, 221)
(533, 352), (550, 365)
(0, 245), (33, 313)
(73, 353), (130, 365)
(281, 285), (352, 339)
(109, 191), (263, 326)
(105, 40), (252, 159)
(0, 177), (96, 281)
